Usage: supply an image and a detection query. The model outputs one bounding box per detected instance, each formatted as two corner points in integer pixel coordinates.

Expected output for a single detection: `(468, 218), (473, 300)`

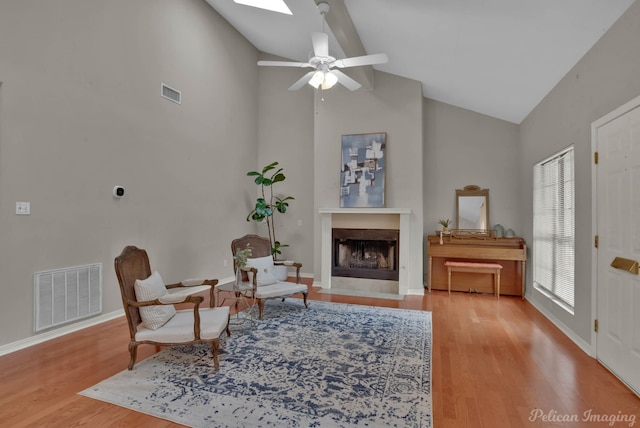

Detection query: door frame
(590, 93), (640, 357)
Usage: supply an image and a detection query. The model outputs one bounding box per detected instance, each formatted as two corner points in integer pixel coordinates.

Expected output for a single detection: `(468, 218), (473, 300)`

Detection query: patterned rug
(80, 300), (432, 427)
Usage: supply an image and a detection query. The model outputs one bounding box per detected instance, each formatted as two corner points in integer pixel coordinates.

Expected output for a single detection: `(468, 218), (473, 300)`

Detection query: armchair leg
(128, 342), (138, 370)
(211, 340), (220, 370)
(301, 291), (309, 309)
(257, 299), (265, 320)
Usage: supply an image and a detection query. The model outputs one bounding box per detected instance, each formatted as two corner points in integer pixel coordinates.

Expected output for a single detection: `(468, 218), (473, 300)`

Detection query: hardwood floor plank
(0, 282), (638, 427)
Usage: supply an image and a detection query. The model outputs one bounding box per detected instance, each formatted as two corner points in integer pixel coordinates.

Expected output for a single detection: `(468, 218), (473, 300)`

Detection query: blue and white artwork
(340, 132), (386, 208)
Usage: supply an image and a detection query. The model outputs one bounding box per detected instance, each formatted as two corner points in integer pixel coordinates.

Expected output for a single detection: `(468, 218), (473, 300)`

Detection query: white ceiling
(205, 0), (636, 124)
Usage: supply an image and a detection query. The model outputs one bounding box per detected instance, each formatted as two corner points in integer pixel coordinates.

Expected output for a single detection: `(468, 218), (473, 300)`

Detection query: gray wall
(422, 99), (520, 239)
(520, 0), (640, 344)
(0, 0), (260, 346)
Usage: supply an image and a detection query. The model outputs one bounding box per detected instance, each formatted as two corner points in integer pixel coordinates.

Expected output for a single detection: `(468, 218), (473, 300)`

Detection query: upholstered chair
(115, 246), (231, 370)
(230, 235), (308, 320)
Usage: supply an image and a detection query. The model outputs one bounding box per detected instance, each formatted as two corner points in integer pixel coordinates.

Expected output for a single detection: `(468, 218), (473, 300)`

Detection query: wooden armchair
(114, 246), (231, 370)
(231, 234), (308, 320)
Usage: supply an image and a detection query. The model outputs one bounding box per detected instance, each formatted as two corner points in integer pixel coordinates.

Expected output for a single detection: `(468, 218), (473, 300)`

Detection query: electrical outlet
(223, 260), (228, 267)
(297, 219), (303, 226)
(16, 202), (30, 215)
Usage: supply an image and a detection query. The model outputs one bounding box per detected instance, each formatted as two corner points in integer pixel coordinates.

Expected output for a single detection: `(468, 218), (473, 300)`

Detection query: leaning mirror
(456, 185), (489, 230)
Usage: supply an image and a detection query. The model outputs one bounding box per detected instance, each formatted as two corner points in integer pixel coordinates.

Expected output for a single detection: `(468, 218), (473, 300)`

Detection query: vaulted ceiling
(205, 0), (635, 124)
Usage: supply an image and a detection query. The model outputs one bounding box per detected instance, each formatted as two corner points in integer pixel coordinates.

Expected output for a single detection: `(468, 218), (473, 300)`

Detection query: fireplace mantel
(319, 208), (411, 215)
(319, 208), (412, 295)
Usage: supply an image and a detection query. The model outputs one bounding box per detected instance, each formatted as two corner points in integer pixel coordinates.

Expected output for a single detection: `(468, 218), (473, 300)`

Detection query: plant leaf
(271, 172), (286, 183)
(275, 200), (289, 213)
(262, 162), (278, 174)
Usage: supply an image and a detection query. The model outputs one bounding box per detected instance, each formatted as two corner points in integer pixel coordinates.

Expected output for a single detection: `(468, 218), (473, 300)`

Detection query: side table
(216, 280), (255, 329)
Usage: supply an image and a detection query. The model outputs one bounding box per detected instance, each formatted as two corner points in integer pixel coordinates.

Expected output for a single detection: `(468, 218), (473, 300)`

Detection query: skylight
(233, 0), (292, 15)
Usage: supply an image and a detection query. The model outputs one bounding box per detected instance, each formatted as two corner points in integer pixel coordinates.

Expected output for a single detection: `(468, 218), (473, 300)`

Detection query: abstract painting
(340, 132), (386, 208)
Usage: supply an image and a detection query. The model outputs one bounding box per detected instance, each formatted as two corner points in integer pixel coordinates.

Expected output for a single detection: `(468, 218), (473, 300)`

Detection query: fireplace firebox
(332, 228), (399, 281)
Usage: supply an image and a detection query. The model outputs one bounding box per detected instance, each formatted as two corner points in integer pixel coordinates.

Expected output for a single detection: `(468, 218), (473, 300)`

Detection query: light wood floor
(0, 280), (638, 427)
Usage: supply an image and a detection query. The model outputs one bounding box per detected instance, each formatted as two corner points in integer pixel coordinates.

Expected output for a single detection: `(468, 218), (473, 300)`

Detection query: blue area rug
(80, 300), (432, 427)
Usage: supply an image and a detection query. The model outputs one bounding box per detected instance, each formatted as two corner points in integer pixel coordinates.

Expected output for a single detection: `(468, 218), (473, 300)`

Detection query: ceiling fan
(257, 2), (388, 91)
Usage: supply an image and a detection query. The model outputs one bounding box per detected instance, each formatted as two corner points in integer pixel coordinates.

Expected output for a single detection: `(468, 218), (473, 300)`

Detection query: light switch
(16, 202), (30, 215)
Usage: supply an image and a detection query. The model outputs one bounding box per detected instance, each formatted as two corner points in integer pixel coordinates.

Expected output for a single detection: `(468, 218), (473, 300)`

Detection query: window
(533, 146), (575, 311)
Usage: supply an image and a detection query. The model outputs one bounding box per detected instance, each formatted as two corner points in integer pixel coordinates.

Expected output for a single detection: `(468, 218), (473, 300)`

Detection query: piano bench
(444, 261), (503, 298)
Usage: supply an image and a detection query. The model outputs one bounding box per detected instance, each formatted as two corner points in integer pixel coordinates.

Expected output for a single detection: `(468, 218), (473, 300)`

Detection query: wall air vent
(34, 263), (102, 332)
(161, 83), (181, 104)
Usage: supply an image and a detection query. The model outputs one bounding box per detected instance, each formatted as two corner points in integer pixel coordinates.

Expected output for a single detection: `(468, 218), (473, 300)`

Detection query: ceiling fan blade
(311, 32), (329, 58)
(288, 71), (317, 90)
(331, 70), (361, 91)
(258, 60), (312, 68)
(332, 53), (388, 68)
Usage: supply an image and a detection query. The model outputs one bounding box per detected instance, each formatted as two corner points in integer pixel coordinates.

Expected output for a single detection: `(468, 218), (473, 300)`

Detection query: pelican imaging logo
(529, 409), (636, 426)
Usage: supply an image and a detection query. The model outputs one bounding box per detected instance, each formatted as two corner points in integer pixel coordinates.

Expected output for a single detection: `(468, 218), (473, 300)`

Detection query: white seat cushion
(253, 281), (307, 299)
(134, 271), (176, 330)
(135, 306), (230, 342)
(245, 256), (278, 286)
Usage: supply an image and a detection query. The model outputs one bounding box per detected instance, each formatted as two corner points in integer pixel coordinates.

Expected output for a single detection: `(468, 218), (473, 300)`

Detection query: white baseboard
(0, 309), (124, 357)
(526, 295), (595, 357)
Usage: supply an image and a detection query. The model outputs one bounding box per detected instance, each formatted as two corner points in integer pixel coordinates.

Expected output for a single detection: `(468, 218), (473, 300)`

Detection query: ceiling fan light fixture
(321, 71), (338, 89)
(233, 0), (292, 15)
(309, 70), (325, 89)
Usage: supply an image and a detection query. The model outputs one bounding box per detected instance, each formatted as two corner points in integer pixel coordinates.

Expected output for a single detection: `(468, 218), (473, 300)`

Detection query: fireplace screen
(332, 229), (399, 281)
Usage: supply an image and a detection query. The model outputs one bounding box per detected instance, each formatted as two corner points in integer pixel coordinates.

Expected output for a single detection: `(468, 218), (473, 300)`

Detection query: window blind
(533, 146), (575, 309)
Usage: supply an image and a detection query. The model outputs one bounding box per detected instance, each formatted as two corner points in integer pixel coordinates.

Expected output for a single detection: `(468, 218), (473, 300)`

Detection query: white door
(594, 97), (640, 395)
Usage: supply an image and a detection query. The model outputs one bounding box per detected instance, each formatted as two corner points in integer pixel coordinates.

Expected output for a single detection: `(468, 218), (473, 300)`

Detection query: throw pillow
(134, 270), (176, 330)
(245, 256), (279, 286)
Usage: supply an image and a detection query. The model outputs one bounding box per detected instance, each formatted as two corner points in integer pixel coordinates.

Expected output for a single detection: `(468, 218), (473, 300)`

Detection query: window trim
(532, 145), (575, 314)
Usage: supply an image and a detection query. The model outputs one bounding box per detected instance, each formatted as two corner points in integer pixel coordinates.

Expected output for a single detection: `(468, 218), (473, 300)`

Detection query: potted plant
(232, 244), (252, 286)
(246, 161), (295, 260)
(438, 218), (452, 232)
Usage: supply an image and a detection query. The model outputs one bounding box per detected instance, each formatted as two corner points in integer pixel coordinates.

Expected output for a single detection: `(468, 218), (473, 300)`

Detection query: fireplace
(332, 228), (399, 281)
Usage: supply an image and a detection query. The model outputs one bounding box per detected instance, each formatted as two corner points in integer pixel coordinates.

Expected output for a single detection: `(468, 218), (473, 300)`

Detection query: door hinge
(595, 235), (599, 248)
(594, 319), (599, 333)
(594, 151), (599, 164)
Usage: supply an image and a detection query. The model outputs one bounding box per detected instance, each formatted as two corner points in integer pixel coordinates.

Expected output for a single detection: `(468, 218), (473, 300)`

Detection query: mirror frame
(455, 185), (490, 230)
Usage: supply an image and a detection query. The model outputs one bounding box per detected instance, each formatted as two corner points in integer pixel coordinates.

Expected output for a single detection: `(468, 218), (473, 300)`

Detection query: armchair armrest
(274, 260), (302, 267)
(273, 260), (302, 283)
(165, 278), (218, 288)
(129, 294), (204, 307)
(164, 279), (218, 307)
(166, 285), (211, 299)
(180, 278), (205, 286)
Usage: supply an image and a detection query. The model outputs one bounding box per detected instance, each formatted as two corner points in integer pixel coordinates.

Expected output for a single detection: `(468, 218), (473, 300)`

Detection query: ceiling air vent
(161, 83), (181, 104)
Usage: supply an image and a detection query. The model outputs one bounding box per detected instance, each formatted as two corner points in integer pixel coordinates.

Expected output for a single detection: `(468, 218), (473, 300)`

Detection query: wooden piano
(426, 233), (527, 297)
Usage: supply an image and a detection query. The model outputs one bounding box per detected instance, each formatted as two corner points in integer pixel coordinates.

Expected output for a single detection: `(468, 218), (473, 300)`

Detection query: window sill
(533, 283), (575, 315)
